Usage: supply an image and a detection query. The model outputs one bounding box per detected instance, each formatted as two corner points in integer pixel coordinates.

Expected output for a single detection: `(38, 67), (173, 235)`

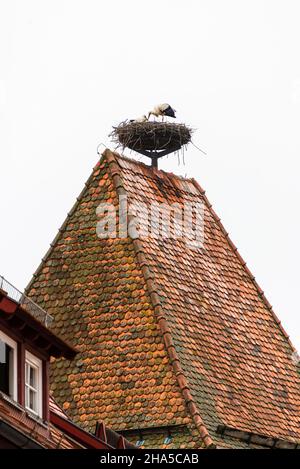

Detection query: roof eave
(0, 290), (77, 359)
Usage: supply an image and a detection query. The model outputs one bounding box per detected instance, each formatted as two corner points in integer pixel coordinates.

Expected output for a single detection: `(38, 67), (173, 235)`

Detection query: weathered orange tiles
(26, 149), (300, 448)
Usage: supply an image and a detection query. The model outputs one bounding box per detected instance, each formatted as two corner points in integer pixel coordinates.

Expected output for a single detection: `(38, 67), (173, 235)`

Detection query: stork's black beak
(164, 110), (176, 118)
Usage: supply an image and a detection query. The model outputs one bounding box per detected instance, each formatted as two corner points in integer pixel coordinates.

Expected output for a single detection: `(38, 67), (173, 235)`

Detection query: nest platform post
(110, 121), (192, 169)
(135, 144), (183, 168)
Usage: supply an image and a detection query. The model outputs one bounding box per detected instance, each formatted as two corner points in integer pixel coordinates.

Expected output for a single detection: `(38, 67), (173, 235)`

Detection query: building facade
(0, 278), (134, 449)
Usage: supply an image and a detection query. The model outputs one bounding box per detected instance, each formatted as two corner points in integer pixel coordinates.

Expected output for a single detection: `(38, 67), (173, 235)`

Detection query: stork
(129, 115), (148, 123)
(148, 103), (176, 121)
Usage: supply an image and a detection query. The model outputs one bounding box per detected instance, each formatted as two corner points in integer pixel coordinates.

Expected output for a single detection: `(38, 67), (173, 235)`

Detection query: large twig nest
(110, 121), (193, 153)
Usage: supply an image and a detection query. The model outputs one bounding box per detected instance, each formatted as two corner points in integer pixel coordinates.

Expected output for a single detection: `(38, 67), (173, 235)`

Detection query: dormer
(0, 277), (76, 422)
(0, 276), (136, 450)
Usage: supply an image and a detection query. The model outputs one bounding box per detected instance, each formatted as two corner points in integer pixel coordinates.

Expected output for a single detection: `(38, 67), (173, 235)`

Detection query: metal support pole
(151, 157), (158, 169)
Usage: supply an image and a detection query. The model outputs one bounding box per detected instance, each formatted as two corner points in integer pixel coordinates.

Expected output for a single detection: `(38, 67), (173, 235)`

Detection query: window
(25, 351), (42, 417)
(164, 435), (172, 445)
(0, 331), (17, 400)
(136, 439), (145, 447)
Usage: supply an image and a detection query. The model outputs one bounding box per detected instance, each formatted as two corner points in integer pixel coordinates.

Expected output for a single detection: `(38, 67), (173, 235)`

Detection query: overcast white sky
(1, 1), (300, 350)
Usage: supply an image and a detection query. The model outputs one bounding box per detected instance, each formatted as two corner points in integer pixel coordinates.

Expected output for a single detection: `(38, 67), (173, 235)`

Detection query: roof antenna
(97, 143), (107, 155)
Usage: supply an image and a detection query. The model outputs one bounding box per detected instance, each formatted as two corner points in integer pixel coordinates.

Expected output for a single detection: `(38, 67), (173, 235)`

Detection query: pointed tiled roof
(26, 149), (300, 448)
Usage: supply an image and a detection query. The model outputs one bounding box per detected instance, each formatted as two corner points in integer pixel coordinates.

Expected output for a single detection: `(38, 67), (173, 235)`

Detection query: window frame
(25, 350), (43, 418)
(0, 330), (17, 401)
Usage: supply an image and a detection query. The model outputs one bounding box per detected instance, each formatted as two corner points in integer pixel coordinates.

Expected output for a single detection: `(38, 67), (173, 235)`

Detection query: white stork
(148, 103), (176, 121)
(129, 115), (148, 123)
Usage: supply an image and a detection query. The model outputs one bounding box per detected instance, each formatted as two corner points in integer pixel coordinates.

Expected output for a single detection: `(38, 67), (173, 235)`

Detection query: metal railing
(0, 275), (53, 327)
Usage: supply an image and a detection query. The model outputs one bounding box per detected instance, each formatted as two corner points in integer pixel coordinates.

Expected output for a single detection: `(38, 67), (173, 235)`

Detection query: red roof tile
(0, 391), (84, 448)
(26, 149), (300, 448)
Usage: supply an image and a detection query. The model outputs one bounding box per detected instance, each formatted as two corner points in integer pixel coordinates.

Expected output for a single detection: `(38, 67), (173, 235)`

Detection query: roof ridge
(24, 157), (104, 295)
(25, 150), (194, 296)
(109, 150), (196, 184)
(190, 177), (297, 355)
(104, 148), (214, 449)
